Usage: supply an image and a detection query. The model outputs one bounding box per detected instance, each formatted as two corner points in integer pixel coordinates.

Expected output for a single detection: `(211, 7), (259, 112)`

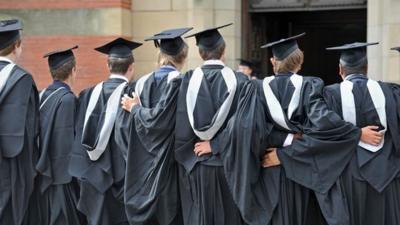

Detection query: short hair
(198, 42), (226, 61)
(273, 48), (304, 74)
(50, 59), (76, 81)
(341, 62), (368, 76)
(157, 42), (188, 69)
(0, 38), (21, 56)
(108, 55), (134, 74)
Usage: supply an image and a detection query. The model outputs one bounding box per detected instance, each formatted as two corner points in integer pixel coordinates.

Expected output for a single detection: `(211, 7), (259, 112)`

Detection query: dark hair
(108, 55), (134, 74)
(50, 59), (76, 81)
(199, 42), (226, 61)
(0, 38), (21, 56)
(342, 62), (368, 76)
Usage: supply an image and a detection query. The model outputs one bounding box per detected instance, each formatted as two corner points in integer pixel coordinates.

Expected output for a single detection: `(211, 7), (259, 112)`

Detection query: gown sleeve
(210, 81), (286, 225)
(277, 78), (360, 194)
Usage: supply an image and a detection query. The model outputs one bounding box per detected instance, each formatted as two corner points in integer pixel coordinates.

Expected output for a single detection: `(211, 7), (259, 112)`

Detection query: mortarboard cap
(261, 33), (305, 61)
(238, 58), (254, 68)
(391, 46), (400, 52)
(0, 19), (22, 50)
(43, 45), (78, 70)
(95, 38), (142, 58)
(326, 42), (378, 67)
(185, 23), (232, 50)
(145, 27), (192, 55)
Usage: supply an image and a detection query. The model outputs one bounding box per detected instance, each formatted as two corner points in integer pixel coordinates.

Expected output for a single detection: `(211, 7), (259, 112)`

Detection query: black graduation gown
(174, 64), (252, 225)
(208, 80), (291, 225)
(263, 74), (360, 225)
(116, 72), (182, 225)
(69, 77), (128, 225)
(0, 61), (39, 225)
(323, 75), (400, 225)
(24, 82), (82, 225)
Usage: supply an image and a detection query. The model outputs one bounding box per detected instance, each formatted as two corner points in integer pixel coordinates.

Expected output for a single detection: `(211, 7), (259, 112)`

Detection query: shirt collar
(203, 60), (225, 67)
(275, 72), (294, 77)
(160, 65), (177, 70)
(51, 80), (71, 90)
(109, 74), (129, 82)
(0, 56), (14, 64)
(345, 74), (367, 81)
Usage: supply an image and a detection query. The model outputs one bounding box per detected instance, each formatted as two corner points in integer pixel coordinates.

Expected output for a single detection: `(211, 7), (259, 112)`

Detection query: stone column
(368, 0), (400, 83)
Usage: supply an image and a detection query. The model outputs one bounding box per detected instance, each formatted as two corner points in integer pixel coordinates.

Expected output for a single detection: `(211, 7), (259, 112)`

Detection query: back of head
(0, 38), (21, 57)
(185, 23), (232, 62)
(260, 33), (305, 75)
(326, 42), (378, 77)
(108, 56), (134, 74)
(341, 62), (368, 76)
(50, 58), (76, 81)
(95, 37), (142, 75)
(0, 19), (23, 58)
(274, 48), (304, 74)
(157, 42), (188, 70)
(199, 41), (226, 61)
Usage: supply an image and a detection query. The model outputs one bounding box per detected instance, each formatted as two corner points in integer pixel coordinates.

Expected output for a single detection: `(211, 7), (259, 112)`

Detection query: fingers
(364, 136), (382, 146)
(262, 156), (279, 168)
(366, 125), (379, 130)
(193, 148), (207, 156)
(193, 143), (211, 156)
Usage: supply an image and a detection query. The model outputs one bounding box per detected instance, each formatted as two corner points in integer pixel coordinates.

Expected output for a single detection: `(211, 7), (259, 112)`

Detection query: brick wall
(0, 0), (131, 9)
(0, 0), (133, 94)
(20, 36), (125, 93)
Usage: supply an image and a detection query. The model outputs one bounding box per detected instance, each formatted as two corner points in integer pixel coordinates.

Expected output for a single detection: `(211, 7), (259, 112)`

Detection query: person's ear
(220, 49), (226, 62)
(130, 63), (134, 73)
(338, 64), (345, 80)
(270, 57), (278, 68)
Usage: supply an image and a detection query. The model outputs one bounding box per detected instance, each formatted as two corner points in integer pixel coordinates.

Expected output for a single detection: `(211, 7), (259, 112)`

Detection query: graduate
(24, 46), (82, 225)
(322, 42), (400, 225)
(260, 34), (387, 225)
(68, 38), (141, 225)
(0, 19), (39, 225)
(173, 23), (261, 225)
(118, 27), (191, 225)
(237, 58), (259, 79)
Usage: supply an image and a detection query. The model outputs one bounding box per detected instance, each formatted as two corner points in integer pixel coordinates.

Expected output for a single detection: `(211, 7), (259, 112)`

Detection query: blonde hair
(274, 48), (304, 74)
(157, 43), (188, 70)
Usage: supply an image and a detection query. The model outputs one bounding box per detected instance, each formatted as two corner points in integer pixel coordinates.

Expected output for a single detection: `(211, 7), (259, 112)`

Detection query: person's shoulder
(78, 86), (95, 100)
(182, 69), (194, 77)
(60, 91), (77, 104)
(323, 83), (341, 95)
(12, 65), (34, 81)
(302, 75), (324, 84)
(234, 71), (249, 82)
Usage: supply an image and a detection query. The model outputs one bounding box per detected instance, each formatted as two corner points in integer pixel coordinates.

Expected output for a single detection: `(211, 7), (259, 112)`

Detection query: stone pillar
(368, 0), (400, 83)
(131, 0), (242, 77)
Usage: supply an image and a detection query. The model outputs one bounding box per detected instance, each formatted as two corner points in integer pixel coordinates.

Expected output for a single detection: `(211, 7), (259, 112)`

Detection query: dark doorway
(244, 9), (367, 85)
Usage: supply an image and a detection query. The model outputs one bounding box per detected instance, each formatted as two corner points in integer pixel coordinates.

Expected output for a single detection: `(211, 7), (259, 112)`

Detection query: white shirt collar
(109, 74), (129, 82)
(0, 56), (14, 64)
(203, 60), (225, 67)
(160, 65), (177, 70)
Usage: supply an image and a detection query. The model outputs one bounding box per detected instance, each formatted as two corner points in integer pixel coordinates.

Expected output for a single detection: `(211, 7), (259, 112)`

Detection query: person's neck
(0, 54), (16, 63)
(63, 78), (72, 87)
